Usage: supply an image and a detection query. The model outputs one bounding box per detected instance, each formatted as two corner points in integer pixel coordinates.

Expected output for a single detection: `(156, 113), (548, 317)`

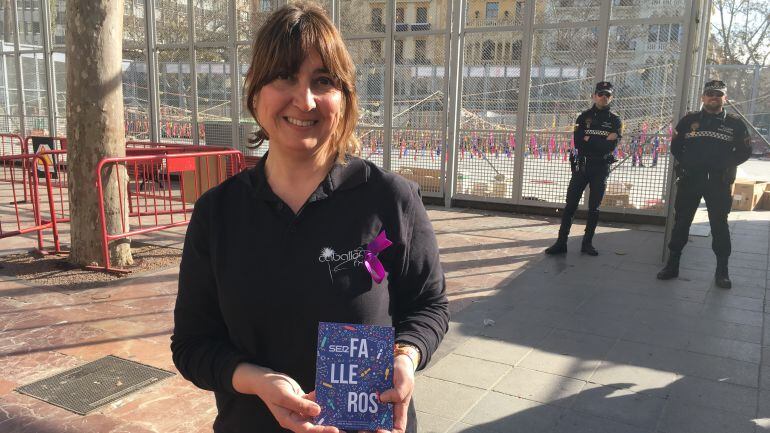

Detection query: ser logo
(329, 345), (350, 353)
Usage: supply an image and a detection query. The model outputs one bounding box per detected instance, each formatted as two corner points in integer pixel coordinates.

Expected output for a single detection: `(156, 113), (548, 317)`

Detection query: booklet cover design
(314, 322), (394, 431)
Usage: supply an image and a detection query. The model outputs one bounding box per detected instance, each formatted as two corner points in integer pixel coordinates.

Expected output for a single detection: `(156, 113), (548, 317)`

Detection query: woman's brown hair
(243, 1), (360, 162)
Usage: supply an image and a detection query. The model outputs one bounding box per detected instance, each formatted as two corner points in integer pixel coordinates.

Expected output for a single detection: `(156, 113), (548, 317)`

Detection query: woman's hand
(233, 363), (339, 433)
(373, 354), (416, 433)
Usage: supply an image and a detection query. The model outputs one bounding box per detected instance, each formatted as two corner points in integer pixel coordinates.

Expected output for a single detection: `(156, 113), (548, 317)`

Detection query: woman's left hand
(369, 354), (415, 433)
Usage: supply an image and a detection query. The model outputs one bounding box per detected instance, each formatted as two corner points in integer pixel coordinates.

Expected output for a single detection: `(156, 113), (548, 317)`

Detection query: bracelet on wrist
(394, 343), (421, 372)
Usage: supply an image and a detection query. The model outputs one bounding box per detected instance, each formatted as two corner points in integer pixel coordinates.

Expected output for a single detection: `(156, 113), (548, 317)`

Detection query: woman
(171, 3), (449, 433)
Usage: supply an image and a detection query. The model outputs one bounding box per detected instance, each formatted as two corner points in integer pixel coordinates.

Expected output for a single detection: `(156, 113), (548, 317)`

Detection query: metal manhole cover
(15, 355), (175, 415)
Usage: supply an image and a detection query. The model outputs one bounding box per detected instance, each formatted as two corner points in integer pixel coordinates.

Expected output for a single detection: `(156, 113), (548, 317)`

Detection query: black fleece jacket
(171, 154), (449, 433)
(574, 104), (623, 157)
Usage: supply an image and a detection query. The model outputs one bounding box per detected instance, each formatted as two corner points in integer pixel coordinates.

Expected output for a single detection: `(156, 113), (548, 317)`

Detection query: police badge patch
(690, 121), (699, 132)
(585, 118), (592, 128)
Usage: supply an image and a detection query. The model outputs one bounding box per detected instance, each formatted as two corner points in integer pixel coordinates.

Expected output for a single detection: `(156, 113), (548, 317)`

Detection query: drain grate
(15, 355), (175, 415)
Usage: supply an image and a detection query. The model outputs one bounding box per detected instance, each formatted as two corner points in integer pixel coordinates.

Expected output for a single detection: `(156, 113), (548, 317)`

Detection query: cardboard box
(603, 182), (632, 208)
(398, 167), (442, 192)
(731, 180), (767, 211)
(603, 193), (630, 208)
(491, 181), (507, 198)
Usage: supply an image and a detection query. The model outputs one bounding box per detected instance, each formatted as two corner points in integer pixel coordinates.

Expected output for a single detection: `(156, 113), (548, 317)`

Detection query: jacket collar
(243, 151), (370, 202)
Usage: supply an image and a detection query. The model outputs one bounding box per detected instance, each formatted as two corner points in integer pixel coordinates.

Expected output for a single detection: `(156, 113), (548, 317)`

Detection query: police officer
(657, 80), (751, 288)
(545, 81), (622, 256)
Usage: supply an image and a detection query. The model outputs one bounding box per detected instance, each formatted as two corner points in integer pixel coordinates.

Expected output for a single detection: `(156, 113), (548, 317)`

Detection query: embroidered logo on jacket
(319, 247), (365, 281)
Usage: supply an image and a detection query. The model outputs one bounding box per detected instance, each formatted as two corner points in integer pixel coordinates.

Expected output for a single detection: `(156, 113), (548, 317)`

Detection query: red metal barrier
(0, 153), (61, 253)
(0, 133), (27, 156)
(95, 149), (245, 271)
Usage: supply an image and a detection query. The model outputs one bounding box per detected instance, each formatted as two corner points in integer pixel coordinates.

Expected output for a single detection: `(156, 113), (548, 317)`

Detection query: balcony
(466, 17), (519, 27)
(646, 41), (676, 51)
(393, 22), (432, 32)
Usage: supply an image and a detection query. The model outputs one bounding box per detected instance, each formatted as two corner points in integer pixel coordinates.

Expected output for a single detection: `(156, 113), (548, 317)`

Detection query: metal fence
(0, 0), (712, 217)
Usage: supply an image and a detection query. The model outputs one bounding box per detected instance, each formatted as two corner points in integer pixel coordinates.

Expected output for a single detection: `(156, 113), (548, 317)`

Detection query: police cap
(594, 81), (613, 95)
(703, 80), (727, 96)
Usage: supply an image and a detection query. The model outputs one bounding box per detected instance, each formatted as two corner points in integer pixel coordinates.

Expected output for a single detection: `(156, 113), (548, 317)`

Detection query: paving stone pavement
(0, 206), (768, 433)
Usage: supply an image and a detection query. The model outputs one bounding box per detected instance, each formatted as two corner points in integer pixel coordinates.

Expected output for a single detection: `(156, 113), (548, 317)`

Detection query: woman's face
(255, 50), (343, 157)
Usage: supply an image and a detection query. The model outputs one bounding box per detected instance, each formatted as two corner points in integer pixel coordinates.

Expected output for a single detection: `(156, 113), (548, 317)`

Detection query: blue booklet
(314, 322), (394, 431)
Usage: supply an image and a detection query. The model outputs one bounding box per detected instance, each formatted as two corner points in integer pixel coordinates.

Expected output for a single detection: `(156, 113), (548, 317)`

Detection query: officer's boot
(581, 211), (599, 256)
(545, 220), (570, 255)
(656, 251), (680, 280)
(715, 257), (731, 289)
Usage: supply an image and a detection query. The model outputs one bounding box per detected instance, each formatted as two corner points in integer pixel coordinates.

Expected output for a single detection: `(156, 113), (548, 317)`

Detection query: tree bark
(66, 0), (133, 267)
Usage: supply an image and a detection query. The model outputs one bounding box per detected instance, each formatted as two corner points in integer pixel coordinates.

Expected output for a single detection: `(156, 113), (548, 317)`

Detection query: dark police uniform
(659, 81), (751, 288)
(546, 81), (622, 256)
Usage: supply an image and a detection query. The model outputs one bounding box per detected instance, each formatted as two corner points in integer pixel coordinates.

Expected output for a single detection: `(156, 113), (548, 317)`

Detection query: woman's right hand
(233, 363), (339, 433)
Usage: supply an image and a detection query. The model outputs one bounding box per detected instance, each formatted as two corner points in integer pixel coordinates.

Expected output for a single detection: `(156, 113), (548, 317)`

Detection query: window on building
(396, 7), (405, 23)
(415, 39), (427, 63)
(648, 24), (680, 44)
(556, 29), (574, 51)
(515, 1), (523, 19)
(669, 23), (680, 42)
(512, 40), (521, 60)
(395, 39), (404, 63)
(474, 11), (480, 19)
(260, 0), (271, 12)
(371, 8), (383, 25)
(416, 7), (428, 23)
(482, 40), (494, 61)
(504, 42), (511, 61)
(370, 40), (382, 59)
(485, 2), (499, 19)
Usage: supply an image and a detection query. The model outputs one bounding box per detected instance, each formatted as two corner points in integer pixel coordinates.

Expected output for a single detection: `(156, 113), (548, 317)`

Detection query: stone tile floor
(0, 206), (768, 433)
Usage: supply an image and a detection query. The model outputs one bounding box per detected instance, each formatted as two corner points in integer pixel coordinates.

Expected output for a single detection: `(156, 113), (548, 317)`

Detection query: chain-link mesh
(124, 0), (146, 46)
(610, 0), (685, 20)
(195, 0), (229, 43)
(155, 0), (189, 45)
(603, 24), (679, 211)
(237, 0), (279, 42)
(0, 54), (21, 134)
(340, 0), (383, 36)
(457, 31), (522, 200)
(237, 44), (264, 159)
(465, 1), (524, 28)
(535, 0), (600, 24)
(16, 0), (44, 49)
(158, 49), (193, 143)
(0, 54), (13, 132)
(21, 52), (48, 136)
(391, 34), (446, 195)
(523, 28), (597, 205)
(197, 48), (233, 147)
(706, 65), (770, 155)
(124, 49), (150, 141)
(354, 127), (384, 167)
(1, 1), (17, 50)
(50, 0), (66, 47)
(51, 51), (66, 136)
(345, 38), (385, 166)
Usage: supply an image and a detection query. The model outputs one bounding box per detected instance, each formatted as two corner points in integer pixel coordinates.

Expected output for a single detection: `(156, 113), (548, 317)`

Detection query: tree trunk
(66, 0), (132, 267)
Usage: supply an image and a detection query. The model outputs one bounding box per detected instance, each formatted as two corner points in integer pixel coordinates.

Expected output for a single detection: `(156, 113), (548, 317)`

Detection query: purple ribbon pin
(364, 230), (392, 284)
